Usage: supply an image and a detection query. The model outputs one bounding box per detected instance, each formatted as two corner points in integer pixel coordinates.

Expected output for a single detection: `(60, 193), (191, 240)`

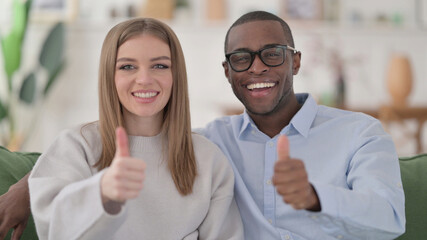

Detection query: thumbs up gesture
(101, 127), (146, 205)
(272, 135), (320, 211)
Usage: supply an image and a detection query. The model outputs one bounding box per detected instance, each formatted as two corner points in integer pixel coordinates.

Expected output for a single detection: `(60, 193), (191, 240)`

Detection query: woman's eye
(154, 64), (169, 69)
(119, 64), (135, 70)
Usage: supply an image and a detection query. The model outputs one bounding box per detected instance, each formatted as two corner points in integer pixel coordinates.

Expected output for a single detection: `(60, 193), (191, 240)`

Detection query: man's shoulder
(196, 115), (241, 136)
(317, 105), (378, 123)
(314, 105), (384, 138)
(206, 115), (235, 128)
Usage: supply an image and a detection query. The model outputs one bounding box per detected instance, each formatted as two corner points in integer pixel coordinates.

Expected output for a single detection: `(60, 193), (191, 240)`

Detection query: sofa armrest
(0, 146), (39, 240)
(395, 154), (427, 239)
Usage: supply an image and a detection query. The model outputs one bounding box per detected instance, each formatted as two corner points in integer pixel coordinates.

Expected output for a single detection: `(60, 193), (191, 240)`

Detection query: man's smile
(246, 82), (276, 90)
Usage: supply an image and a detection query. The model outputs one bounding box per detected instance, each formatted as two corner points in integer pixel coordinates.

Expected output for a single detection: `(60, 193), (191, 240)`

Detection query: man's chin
(245, 106), (275, 116)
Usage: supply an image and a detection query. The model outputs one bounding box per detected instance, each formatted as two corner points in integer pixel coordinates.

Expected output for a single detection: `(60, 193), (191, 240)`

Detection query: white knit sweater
(29, 122), (243, 240)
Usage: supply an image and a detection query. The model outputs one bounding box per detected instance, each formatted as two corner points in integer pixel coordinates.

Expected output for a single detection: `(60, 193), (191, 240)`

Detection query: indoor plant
(0, 0), (65, 150)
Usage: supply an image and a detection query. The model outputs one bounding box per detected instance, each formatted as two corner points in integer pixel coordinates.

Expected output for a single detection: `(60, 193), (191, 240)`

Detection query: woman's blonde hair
(96, 18), (196, 195)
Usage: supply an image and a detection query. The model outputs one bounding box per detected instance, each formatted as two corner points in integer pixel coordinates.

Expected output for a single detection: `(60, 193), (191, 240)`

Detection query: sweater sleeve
(197, 145), (244, 240)
(28, 128), (127, 239)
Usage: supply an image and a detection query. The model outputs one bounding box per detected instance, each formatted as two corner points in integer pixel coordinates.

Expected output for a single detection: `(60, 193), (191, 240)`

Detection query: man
(197, 11), (405, 239)
(0, 11), (405, 240)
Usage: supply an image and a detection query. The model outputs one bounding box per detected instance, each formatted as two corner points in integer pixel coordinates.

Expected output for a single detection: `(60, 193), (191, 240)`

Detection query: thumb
(116, 127), (130, 157)
(277, 134), (290, 162)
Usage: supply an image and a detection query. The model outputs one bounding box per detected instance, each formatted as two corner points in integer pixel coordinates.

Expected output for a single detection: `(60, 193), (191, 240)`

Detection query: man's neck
(249, 98), (301, 138)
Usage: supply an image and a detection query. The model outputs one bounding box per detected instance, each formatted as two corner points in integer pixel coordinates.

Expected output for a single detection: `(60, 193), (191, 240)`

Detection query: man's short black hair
(224, 11), (295, 54)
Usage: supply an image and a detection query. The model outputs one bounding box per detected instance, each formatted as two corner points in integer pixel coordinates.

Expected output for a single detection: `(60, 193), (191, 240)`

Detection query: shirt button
(268, 219), (273, 224)
(251, 130), (256, 135)
(268, 142), (274, 147)
(397, 183), (402, 188)
(310, 215), (318, 220)
(336, 235), (343, 239)
(284, 234), (290, 240)
(266, 180), (272, 185)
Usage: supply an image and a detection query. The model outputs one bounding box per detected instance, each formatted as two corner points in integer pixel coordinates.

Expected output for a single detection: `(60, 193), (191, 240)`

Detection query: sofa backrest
(395, 153), (427, 240)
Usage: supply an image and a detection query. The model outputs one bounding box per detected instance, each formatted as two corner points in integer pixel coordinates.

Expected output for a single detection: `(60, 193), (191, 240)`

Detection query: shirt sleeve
(310, 120), (405, 240)
(197, 146), (244, 240)
(28, 129), (127, 239)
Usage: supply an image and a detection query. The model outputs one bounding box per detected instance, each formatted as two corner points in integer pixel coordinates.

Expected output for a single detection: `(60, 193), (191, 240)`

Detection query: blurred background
(0, 0), (426, 156)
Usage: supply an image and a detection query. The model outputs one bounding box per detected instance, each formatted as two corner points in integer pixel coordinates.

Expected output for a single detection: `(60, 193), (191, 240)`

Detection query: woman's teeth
(133, 92), (158, 98)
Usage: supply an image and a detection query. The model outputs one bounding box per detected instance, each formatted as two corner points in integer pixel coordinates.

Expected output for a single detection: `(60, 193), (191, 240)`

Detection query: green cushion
(395, 154), (427, 240)
(0, 146), (40, 240)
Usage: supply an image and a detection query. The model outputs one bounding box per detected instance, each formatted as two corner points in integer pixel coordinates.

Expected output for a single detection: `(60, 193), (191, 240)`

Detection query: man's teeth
(246, 82), (276, 90)
(133, 92), (158, 98)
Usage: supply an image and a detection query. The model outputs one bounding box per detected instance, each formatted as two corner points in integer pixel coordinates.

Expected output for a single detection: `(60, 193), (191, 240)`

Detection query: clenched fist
(272, 135), (320, 211)
(101, 127), (146, 210)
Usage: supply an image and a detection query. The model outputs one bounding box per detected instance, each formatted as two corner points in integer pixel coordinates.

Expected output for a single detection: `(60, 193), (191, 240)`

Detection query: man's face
(223, 20), (300, 116)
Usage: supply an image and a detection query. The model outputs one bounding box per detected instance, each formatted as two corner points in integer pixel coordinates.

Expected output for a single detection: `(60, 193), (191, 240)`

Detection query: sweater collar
(128, 132), (164, 153)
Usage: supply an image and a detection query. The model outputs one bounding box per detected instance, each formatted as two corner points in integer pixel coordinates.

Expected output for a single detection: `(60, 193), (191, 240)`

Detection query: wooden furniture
(347, 105), (427, 154)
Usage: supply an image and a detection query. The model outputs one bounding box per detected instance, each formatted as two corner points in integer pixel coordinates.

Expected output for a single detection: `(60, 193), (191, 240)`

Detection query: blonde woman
(28, 18), (243, 239)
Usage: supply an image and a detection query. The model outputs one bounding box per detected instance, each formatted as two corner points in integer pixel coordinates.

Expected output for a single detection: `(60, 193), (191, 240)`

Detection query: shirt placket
(263, 139), (276, 225)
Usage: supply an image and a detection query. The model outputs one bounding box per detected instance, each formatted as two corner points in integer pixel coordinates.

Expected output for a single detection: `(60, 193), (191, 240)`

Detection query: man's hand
(101, 127), (146, 211)
(272, 135), (320, 211)
(0, 172), (31, 240)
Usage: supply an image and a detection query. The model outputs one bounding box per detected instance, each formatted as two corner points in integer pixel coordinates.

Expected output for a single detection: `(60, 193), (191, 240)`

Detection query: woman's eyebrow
(150, 56), (171, 61)
(116, 57), (136, 63)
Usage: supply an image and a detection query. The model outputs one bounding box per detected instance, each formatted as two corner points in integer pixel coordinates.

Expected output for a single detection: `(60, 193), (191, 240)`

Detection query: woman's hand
(100, 127), (146, 212)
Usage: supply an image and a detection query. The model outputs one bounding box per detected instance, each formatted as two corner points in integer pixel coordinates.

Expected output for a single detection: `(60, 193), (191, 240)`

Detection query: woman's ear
(292, 51), (302, 75)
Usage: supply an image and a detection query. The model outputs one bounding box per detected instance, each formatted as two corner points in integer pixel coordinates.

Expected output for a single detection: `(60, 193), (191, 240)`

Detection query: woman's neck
(123, 113), (163, 137)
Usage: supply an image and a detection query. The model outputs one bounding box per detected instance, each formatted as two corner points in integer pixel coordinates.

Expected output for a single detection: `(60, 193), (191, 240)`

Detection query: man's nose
(248, 54), (268, 74)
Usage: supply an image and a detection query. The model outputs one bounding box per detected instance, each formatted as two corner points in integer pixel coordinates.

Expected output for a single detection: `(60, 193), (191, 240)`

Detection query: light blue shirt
(196, 93), (405, 240)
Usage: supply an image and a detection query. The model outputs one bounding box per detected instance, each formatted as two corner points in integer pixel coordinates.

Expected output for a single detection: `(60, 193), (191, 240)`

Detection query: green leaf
(44, 60), (65, 95)
(39, 22), (65, 75)
(0, 34), (21, 83)
(0, 100), (7, 122)
(19, 72), (37, 104)
(0, 0), (32, 89)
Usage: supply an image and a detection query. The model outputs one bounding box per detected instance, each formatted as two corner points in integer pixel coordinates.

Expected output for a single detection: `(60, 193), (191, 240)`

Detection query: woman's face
(115, 34), (173, 125)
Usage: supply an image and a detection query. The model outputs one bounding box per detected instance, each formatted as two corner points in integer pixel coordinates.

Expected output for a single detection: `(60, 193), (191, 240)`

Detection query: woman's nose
(135, 69), (152, 84)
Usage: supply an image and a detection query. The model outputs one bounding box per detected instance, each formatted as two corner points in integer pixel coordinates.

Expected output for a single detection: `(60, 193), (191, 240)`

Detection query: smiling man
(197, 11), (405, 240)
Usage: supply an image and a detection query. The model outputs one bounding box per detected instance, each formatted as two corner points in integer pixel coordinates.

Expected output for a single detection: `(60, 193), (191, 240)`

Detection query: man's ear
(292, 51), (302, 75)
(222, 61), (231, 83)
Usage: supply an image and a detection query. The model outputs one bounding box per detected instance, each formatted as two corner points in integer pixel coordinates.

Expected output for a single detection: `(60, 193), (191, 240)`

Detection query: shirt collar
(240, 109), (254, 136)
(239, 93), (318, 139)
(288, 93), (318, 138)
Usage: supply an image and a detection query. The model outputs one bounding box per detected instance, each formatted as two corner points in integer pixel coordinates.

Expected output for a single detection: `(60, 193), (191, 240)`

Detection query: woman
(28, 18), (243, 239)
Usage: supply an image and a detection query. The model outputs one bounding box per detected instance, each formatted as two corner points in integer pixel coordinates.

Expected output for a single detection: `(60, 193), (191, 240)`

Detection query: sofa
(395, 153), (427, 240)
(0, 146), (426, 239)
(0, 146), (39, 240)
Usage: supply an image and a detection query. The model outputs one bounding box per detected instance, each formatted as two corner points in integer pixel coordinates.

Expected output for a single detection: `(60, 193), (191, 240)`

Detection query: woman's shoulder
(191, 132), (222, 154)
(191, 133), (232, 170)
(190, 133), (235, 191)
(53, 122), (102, 157)
(58, 122), (100, 142)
